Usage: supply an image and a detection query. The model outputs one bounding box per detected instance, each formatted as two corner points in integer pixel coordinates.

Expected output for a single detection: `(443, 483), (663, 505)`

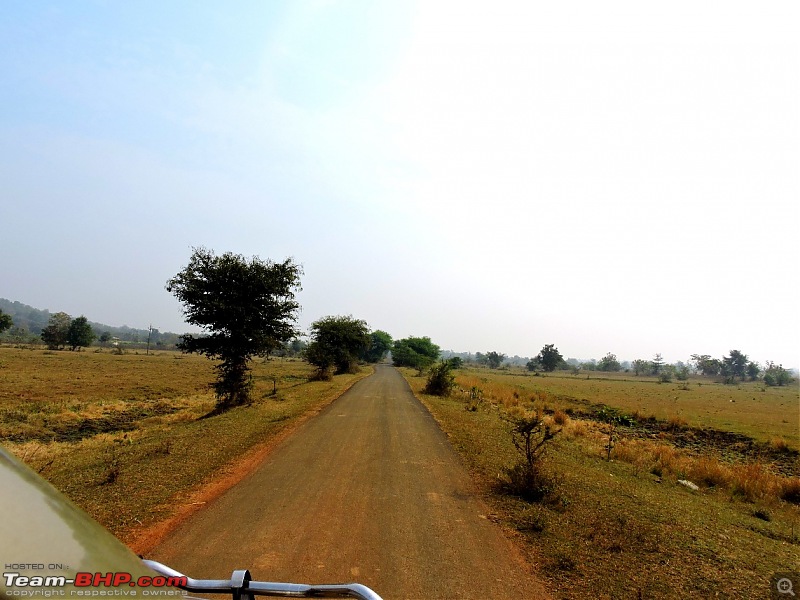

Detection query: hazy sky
(2, 1), (797, 367)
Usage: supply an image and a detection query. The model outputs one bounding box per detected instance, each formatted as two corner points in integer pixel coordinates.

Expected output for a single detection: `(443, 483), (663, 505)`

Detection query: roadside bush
(424, 360), (455, 396)
(502, 411), (561, 502)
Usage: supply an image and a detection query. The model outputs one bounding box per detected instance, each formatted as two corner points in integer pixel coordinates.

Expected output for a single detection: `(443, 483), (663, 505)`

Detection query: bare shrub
(501, 410), (561, 502)
(597, 406), (634, 461)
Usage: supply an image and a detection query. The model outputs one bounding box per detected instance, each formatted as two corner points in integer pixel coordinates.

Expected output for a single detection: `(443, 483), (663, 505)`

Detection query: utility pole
(147, 324), (153, 355)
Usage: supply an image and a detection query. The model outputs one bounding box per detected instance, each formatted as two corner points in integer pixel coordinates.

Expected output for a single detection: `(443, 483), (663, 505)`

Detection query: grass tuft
(689, 456), (731, 488)
(729, 463), (779, 503)
(780, 477), (800, 504)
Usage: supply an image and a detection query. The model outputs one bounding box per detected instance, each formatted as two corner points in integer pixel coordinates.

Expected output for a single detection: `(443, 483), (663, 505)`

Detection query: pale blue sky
(2, 1), (798, 368)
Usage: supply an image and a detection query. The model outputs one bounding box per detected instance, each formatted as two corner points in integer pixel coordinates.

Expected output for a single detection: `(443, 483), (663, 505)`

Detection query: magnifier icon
(778, 578), (796, 596)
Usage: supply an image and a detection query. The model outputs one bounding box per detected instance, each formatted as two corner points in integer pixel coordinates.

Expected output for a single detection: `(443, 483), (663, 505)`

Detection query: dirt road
(150, 365), (549, 599)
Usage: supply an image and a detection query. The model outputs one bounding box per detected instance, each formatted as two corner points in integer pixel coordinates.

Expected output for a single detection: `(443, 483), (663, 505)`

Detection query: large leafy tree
(631, 359), (650, 376)
(722, 349), (749, 383)
(598, 352), (621, 372)
(305, 315), (370, 377)
(41, 312), (72, 350)
(363, 330), (393, 363)
(392, 336), (440, 373)
(485, 351), (506, 369)
(690, 354), (721, 377)
(166, 248), (302, 410)
(536, 344), (564, 372)
(67, 316), (96, 350)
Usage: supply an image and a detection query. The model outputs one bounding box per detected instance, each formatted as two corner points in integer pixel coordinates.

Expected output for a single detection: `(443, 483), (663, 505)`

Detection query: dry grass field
(2, 347), (797, 597)
(0, 346), (370, 544)
(456, 369), (799, 447)
(402, 366), (800, 599)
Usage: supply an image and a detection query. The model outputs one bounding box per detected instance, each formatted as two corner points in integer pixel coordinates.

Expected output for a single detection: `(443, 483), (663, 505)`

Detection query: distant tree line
(6, 250), (795, 415)
(688, 351), (792, 386)
(439, 340), (793, 388)
(0, 298), (182, 348)
(0, 308), (97, 351)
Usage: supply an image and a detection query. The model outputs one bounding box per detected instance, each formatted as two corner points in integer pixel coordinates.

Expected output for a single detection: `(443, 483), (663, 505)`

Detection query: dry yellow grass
(0, 347), (371, 540)
(453, 367), (799, 446)
(552, 409), (569, 426)
(402, 367), (800, 599)
(444, 368), (798, 502)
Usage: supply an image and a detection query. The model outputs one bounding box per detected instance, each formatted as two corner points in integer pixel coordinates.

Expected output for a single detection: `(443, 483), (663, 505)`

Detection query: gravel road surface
(150, 364), (549, 599)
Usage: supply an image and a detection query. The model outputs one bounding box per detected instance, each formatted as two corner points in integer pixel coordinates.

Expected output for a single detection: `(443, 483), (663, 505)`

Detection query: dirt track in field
(149, 364), (549, 599)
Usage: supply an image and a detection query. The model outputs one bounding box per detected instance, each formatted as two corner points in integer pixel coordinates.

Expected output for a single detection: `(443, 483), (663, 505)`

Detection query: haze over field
(1, 1), (797, 367)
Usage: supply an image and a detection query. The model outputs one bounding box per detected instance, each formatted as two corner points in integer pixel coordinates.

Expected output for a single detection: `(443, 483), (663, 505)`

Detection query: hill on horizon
(0, 297), (183, 346)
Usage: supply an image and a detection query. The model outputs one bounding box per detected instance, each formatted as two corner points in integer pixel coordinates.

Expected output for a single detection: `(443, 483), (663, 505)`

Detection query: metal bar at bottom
(142, 560), (383, 600)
